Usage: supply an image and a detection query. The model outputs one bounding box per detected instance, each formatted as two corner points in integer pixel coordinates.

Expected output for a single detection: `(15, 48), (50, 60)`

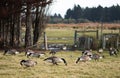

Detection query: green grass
(45, 28), (74, 38)
(39, 28), (75, 44)
(0, 50), (120, 78)
(39, 27), (120, 45)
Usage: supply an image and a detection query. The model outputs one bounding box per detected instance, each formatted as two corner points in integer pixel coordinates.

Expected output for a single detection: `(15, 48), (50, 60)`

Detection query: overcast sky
(49, 0), (120, 18)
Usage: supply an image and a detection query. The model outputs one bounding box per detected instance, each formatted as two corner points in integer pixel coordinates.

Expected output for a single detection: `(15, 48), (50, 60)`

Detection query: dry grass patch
(0, 50), (120, 78)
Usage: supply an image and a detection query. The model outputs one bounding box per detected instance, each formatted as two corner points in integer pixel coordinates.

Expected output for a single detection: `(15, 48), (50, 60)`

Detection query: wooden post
(119, 28), (120, 48)
(100, 23), (103, 48)
(44, 32), (48, 50)
(96, 30), (99, 39)
(117, 36), (118, 48)
(103, 35), (106, 49)
(119, 28), (120, 36)
(74, 30), (77, 45)
(117, 34), (119, 48)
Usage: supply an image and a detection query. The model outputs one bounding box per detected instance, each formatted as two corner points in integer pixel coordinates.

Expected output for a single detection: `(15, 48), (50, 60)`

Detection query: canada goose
(44, 56), (67, 66)
(76, 55), (91, 63)
(27, 52), (45, 58)
(62, 45), (67, 50)
(97, 48), (103, 54)
(20, 60), (37, 67)
(25, 49), (34, 56)
(82, 49), (92, 57)
(25, 49), (45, 58)
(108, 47), (119, 56)
(49, 50), (57, 55)
(3, 49), (19, 55)
(91, 53), (104, 61)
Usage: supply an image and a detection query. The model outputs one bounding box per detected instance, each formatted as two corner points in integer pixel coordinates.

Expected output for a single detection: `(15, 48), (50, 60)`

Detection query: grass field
(0, 50), (120, 78)
(38, 23), (120, 45)
(0, 23), (120, 78)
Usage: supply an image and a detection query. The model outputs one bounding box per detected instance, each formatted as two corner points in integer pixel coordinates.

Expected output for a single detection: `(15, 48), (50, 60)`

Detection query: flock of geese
(2, 47), (119, 67)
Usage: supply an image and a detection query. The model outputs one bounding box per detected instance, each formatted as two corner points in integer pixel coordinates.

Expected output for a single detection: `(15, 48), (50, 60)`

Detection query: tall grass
(0, 50), (120, 78)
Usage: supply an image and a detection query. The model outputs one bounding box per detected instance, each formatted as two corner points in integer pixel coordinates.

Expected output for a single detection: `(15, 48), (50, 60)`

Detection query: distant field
(47, 23), (120, 28)
(44, 28), (74, 44)
(0, 50), (120, 78)
(38, 23), (120, 45)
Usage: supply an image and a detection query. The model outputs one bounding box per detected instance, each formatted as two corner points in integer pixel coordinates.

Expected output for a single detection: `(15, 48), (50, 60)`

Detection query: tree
(25, 4), (33, 47)
(0, 0), (53, 48)
(64, 4), (120, 23)
(48, 13), (63, 23)
(72, 5), (83, 20)
(65, 9), (73, 19)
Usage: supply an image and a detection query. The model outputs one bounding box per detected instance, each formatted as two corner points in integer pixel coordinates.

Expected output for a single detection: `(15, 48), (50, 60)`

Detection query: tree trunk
(33, 6), (40, 45)
(33, 6), (47, 45)
(9, 15), (15, 47)
(16, 14), (21, 47)
(25, 4), (33, 48)
(0, 20), (4, 48)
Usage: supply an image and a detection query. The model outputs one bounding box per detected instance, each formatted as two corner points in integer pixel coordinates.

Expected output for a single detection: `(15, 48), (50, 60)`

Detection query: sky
(49, 0), (120, 18)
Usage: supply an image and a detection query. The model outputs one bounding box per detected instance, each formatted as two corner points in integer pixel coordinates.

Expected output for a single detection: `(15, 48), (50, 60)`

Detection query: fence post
(74, 30), (77, 45)
(100, 23), (103, 48)
(44, 32), (48, 50)
(96, 30), (99, 39)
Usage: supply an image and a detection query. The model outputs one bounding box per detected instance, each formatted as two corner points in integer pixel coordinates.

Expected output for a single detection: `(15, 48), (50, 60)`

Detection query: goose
(25, 49), (45, 58)
(97, 48), (103, 54)
(82, 49), (92, 57)
(27, 52), (45, 58)
(20, 60), (37, 67)
(91, 53), (104, 61)
(44, 56), (67, 66)
(76, 55), (91, 63)
(25, 49), (34, 56)
(108, 47), (119, 56)
(3, 49), (19, 55)
(49, 50), (57, 55)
